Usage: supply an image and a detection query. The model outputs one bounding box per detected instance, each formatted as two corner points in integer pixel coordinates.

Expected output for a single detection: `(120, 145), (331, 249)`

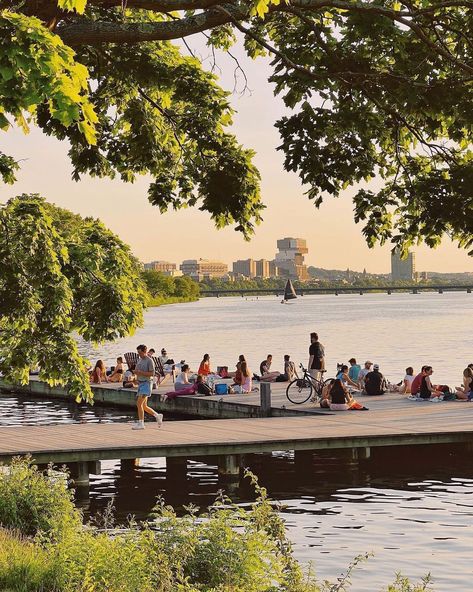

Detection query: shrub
(0, 457), (80, 538)
(0, 529), (59, 591)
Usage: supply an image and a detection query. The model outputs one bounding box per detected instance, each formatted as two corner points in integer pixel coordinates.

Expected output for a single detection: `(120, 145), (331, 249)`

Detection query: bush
(0, 529), (59, 591)
(0, 460), (434, 592)
(0, 458), (80, 538)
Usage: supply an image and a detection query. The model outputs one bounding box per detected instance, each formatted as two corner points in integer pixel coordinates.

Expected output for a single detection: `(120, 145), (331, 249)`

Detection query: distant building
(255, 259), (273, 278)
(274, 237), (309, 281)
(143, 260), (179, 276)
(391, 250), (416, 281)
(180, 259), (228, 281)
(233, 259), (257, 278)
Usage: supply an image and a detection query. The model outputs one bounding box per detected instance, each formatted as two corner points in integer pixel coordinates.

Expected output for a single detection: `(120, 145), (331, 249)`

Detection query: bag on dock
(215, 383), (228, 395)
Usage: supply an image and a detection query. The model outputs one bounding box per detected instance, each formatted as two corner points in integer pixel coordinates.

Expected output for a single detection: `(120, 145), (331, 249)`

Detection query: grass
(0, 460), (434, 592)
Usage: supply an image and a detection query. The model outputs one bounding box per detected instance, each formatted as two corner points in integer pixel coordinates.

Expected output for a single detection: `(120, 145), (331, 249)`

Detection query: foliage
(141, 269), (200, 304)
(2, 0), (473, 251)
(0, 457), (79, 538)
(0, 11), (97, 143)
(0, 194), (145, 402)
(0, 459), (435, 592)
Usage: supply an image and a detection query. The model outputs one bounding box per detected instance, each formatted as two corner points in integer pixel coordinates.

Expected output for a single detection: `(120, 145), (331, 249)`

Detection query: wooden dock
(0, 377), (322, 419)
(1, 397), (473, 487)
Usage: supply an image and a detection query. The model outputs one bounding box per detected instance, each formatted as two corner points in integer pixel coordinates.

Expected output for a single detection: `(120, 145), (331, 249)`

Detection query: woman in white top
(239, 361), (253, 393)
(175, 364), (191, 391)
(402, 366), (415, 394)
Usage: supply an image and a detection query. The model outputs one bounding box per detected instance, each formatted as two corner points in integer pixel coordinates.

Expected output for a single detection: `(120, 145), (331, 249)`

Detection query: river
(2, 292), (473, 590)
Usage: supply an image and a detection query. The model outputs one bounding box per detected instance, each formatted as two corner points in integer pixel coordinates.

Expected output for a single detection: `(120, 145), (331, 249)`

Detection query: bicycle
(286, 364), (335, 405)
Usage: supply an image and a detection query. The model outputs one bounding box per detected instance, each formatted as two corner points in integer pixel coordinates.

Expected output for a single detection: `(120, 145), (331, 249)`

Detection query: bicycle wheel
(286, 377), (313, 404)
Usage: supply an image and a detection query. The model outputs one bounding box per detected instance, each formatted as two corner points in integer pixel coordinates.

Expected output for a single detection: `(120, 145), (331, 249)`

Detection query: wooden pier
(1, 395), (473, 489)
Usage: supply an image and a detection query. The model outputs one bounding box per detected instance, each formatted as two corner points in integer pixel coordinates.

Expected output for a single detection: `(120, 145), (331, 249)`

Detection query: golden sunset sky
(3, 36), (472, 274)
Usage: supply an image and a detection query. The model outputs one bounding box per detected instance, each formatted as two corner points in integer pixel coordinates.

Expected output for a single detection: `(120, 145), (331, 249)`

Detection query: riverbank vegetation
(0, 459), (433, 592)
(141, 270), (200, 307)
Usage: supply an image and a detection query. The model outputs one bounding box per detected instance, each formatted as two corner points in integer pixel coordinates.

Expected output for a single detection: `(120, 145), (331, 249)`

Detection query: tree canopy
(0, 195), (145, 401)
(1, 0), (473, 252)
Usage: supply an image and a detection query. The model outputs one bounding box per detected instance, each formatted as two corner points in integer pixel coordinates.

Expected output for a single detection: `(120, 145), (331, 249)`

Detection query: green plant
(0, 458), (79, 538)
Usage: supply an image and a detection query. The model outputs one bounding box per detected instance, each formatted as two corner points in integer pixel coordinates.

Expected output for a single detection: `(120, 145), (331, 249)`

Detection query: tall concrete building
(391, 250), (416, 281)
(274, 237), (309, 281)
(255, 259), (273, 278)
(180, 259), (228, 281)
(143, 260), (178, 276)
(233, 259), (257, 278)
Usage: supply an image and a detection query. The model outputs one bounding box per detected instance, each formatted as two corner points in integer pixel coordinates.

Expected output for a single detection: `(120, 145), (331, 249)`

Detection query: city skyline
(2, 41), (472, 274)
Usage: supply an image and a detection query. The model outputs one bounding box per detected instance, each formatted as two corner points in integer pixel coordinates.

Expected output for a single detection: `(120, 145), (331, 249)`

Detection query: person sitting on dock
(259, 354), (281, 382)
(175, 364), (192, 391)
(327, 378), (353, 410)
(276, 355), (298, 382)
(364, 364), (387, 396)
(234, 361), (253, 393)
(418, 366), (444, 400)
(348, 358), (361, 382)
(196, 374), (213, 396)
(357, 361), (372, 390)
(455, 366), (473, 400)
(108, 357), (124, 383)
(90, 360), (108, 384)
(122, 364), (137, 388)
(198, 353), (212, 376)
(336, 364), (359, 390)
(132, 344), (163, 430)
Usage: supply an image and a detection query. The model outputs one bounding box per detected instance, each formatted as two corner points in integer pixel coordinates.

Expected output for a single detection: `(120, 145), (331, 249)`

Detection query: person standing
(132, 344), (163, 430)
(308, 332), (325, 380)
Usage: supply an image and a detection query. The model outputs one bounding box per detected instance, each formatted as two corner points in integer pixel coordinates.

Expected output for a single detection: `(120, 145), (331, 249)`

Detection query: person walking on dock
(132, 344), (163, 430)
(308, 332), (325, 380)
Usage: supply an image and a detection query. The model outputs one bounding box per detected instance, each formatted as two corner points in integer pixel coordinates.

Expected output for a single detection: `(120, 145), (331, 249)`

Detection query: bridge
(200, 285), (473, 297)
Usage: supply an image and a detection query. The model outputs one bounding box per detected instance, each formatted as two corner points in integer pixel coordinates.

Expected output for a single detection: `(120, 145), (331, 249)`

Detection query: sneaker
(407, 395), (418, 401)
(430, 397), (440, 403)
(154, 413), (163, 428)
(132, 421), (145, 430)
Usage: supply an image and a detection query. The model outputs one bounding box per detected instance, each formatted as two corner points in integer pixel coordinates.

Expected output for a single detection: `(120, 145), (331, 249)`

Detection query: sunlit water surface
(2, 292), (473, 590)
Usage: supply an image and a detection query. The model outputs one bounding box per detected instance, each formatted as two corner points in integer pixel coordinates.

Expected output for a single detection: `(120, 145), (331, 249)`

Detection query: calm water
(79, 292), (472, 386)
(2, 293), (473, 590)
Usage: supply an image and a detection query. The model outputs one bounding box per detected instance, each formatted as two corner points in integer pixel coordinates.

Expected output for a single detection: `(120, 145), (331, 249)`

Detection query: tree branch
(57, 4), (240, 45)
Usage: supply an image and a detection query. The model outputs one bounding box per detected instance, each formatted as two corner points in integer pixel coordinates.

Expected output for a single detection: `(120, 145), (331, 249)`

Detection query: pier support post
(166, 457), (187, 483)
(260, 382), (272, 417)
(69, 462), (90, 497)
(353, 447), (371, 460)
(218, 454), (242, 482)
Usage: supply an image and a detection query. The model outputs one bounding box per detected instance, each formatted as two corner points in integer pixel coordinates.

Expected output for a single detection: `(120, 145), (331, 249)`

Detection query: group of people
(87, 334), (473, 426)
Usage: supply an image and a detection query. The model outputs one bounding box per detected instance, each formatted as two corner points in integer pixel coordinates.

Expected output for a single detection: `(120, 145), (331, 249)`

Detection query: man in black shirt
(364, 364), (387, 395)
(308, 332), (325, 380)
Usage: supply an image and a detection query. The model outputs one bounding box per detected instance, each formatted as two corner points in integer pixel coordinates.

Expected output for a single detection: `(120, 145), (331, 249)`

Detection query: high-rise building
(274, 237), (309, 281)
(233, 259), (257, 278)
(391, 250), (416, 281)
(143, 260), (179, 276)
(180, 259), (228, 281)
(255, 259), (272, 278)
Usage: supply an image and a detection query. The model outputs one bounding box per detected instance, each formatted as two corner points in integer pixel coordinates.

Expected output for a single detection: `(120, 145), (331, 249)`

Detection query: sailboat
(282, 279), (297, 303)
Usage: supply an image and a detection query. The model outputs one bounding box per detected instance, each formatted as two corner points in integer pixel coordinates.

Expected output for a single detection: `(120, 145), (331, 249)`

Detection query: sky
(2, 36), (472, 274)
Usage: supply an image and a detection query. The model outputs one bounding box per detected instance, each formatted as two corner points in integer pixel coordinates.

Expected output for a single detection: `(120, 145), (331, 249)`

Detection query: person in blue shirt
(348, 358), (361, 382)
